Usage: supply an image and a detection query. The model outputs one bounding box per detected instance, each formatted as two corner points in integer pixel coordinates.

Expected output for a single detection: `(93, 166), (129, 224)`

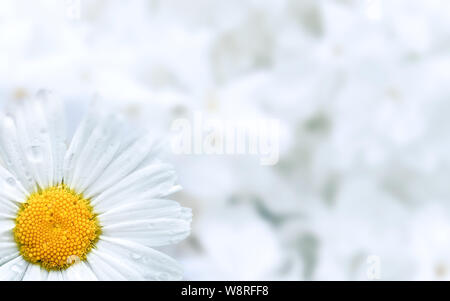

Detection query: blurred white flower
(181, 203), (293, 280)
(409, 204), (450, 281)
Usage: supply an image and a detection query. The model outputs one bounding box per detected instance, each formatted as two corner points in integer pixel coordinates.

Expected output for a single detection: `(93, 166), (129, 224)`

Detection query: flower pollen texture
(13, 185), (101, 270)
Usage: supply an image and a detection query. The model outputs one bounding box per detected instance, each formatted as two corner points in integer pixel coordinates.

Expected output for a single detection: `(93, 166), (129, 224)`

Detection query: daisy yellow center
(13, 185), (101, 270)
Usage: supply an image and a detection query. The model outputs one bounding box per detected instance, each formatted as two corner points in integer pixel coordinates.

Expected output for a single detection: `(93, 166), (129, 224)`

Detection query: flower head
(0, 91), (191, 281)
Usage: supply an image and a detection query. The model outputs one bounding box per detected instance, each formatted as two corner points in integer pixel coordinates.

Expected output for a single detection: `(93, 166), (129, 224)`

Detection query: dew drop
(64, 153), (75, 168)
(5, 177), (16, 187)
(67, 255), (80, 265)
(27, 145), (43, 163)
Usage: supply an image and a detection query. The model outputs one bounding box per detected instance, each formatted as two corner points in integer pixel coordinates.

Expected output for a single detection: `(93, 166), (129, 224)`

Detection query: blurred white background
(2, 0), (450, 280)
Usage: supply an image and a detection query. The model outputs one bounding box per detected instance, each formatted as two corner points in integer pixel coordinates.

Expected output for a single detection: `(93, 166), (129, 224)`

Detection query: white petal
(0, 255), (28, 281)
(37, 91), (67, 186)
(0, 113), (36, 192)
(91, 163), (178, 213)
(99, 199), (192, 223)
(83, 135), (161, 199)
(0, 94), (66, 192)
(0, 220), (16, 236)
(95, 237), (183, 280)
(0, 251), (20, 267)
(0, 224), (19, 266)
(22, 264), (49, 281)
(47, 270), (65, 281)
(0, 215), (18, 260)
(0, 199), (19, 219)
(0, 221), (25, 279)
(0, 224), (16, 262)
(99, 198), (192, 247)
(14, 97), (54, 189)
(63, 103), (103, 190)
(63, 103), (143, 194)
(0, 166), (27, 203)
(0, 168), (26, 219)
(61, 261), (98, 281)
(85, 252), (128, 281)
(66, 114), (123, 192)
(90, 249), (144, 280)
(101, 218), (191, 247)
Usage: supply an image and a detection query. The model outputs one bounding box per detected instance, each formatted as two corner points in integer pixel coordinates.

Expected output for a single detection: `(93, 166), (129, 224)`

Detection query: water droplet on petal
(5, 177), (16, 187)
(27, 145), (43, 163)
(64, 153), (75, 168)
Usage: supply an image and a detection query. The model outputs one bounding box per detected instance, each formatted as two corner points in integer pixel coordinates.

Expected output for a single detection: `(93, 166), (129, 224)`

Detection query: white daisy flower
(0, 91), (192, 281)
